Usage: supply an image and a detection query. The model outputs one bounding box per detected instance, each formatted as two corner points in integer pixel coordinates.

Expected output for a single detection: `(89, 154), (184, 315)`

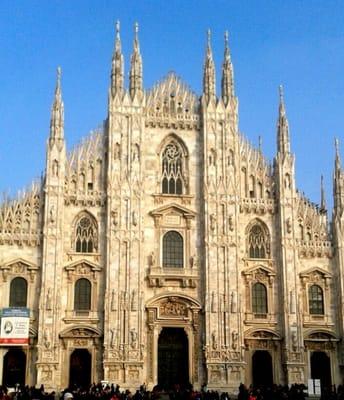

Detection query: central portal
(158, 327), (189, 389)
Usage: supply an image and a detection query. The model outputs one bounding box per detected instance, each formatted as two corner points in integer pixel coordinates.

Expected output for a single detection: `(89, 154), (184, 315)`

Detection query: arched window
(248, 222), (270, 259)
(75, 215), (98, 253)
(163, 231), (184, 268)
(161, 141), (185, 195)
(252, 283), (268, 314)
(9, 277), (27, 307)
(309, 284), (324, 315)
(74, 278), (91, 311)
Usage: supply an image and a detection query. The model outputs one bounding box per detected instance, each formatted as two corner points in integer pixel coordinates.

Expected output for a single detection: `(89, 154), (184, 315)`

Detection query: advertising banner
(0, 308), (30, 346)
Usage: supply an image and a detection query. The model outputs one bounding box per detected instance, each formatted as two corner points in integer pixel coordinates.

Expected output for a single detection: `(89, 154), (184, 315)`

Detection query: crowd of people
(0, 382), (343, 400)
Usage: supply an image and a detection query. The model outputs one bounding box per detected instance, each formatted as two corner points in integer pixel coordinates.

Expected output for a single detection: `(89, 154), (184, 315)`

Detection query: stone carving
(232, 330), (238, 350)
(49, 205), (56, 224)
(210, 214), (216, 231)
(211, 291), (216, 313)
(111, 289), (117, 311)
(231, 291), (237, 313)
(112, 210), (119, 227)
(132, 211), (138, 226)
(46, 288), (52, 311)
(228, 214), (234, 231)
(149, 251), (156, 267)
(131, 289), (138, 311)
(286, 217), (292, 233)
(160, 299), (187, 316)
(190, 254), (199, 268)
(211, 331), (218, 350)
(130, 328), (138, 349)
(43, 328), (51, 349)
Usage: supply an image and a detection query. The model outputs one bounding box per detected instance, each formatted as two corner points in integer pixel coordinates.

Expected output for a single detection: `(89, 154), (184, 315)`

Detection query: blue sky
(1, 1), (344, 209)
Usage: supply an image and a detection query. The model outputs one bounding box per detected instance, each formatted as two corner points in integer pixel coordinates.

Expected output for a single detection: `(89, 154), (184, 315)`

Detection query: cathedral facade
(0, 24), (343, 393)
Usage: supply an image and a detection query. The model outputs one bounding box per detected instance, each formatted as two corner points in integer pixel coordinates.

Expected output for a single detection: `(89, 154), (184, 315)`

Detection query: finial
(320, 174), (326, 211)
(56, 66), (61, 91)
(224, 30), (229, 46)
(279, 85), (284, 104)
(258, 136), (262, 152)
(335, 137), (340, 156)
(135, 22), (138, 35)
(116, 20), (120, 35)
(207, 29), (211, 52)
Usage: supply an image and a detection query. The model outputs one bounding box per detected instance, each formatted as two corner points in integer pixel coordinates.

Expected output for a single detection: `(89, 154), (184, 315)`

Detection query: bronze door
(158, 327), (189, 389)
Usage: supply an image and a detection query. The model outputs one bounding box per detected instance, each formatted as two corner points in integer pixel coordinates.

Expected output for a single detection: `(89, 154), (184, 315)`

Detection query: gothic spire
(111, 20), (124, 98)
(203, 29), (216, 103)
(129, 22), (143, 100)
(335, 137), (341, 172)
(277, 85), (290, 155)
(221, 30), (234, 105)
(320, 175), (326, 212)
(50, 66), (64, 143)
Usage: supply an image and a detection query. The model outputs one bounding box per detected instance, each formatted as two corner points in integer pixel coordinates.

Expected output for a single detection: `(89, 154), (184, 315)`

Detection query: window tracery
(74, 214), (98, 253)
(247, 221), (270, 259)
(161, 141), (185, 195)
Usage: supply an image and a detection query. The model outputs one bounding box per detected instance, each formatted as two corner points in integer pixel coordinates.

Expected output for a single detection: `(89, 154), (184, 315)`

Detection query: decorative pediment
(242, 265), (275, 284)
(304, 329), (338, 341)
(300, 267), (331, 280)
(0, 258), (39, 282)
(64, 259), (101, 281)
(146, 294), (201, 328)
(60, 325), (102, 339)
(245, 329), (281, 340)
(150, 203), (196, 228)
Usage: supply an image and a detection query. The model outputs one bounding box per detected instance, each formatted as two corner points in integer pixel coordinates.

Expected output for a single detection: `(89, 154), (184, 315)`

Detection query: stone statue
(46, 288), (52, 311)
(231, 291), (237, 313)
(232, 330), (238, 350)
(43, 328), (51, 349)
(130, 329), (138, 349)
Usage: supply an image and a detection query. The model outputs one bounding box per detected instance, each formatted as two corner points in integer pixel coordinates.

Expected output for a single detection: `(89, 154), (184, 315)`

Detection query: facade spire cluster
(50, 66), (64, 144)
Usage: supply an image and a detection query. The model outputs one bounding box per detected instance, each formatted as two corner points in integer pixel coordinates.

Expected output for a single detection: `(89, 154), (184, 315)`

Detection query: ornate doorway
(252, 350), (273, 386)
(158, 327), (189, 389)
(69, 349), (91, 388)
(311, 351), (331, 389)
(2, 349), (26, 387)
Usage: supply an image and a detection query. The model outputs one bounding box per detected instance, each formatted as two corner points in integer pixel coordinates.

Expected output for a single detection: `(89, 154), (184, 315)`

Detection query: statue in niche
(110, 328), (116, 348)
(46, 288), (52, 311)
(52, 160), (59, 177)
(190, 254), (199, 269)
(55, 289), (61, 311)
(43, 328), (51, 349)
(112, 210), (118, 227)
(131, 290), (138, 311)
(286, 218), (292, 234)
(149, 251), (156, 267)
(291, 330), (297, 350)
(211, 331), (218, 350)
(114, 143), (120, 160)
(132, 211), (138, 226)
(210, 214), (216, 231)
(231, 291), (237, 313)
(228, 215), (234, 232)
(211, 291), (216, 313)
(130, 329), (138, 349)
(49, 206), (56, 224)
(111, 289), (117, 311)
(232, 330), (238, 350)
